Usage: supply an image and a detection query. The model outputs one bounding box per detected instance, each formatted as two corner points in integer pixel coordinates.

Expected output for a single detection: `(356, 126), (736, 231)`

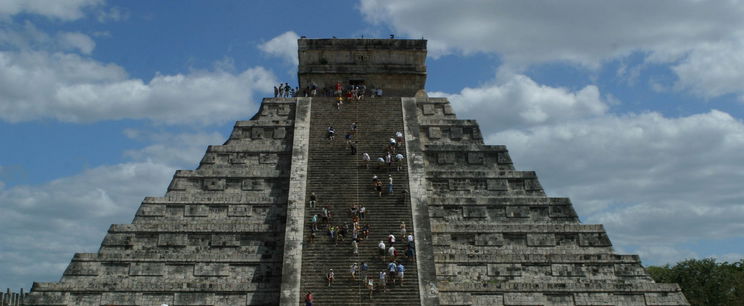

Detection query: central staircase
(299, 97), (421, 305)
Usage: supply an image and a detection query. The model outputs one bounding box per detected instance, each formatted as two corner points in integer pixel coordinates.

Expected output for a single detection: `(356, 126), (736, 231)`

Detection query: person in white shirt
(362, 152), (370, 168)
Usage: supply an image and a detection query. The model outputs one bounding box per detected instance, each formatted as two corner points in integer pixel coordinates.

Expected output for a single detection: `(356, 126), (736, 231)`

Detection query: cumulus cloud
(433, 74), (608, 132)
(56, 32), (95, 54)
(0, 129), (224, 289)
(258, 31), (300, 66)
(0, 21), (96, 54)
(671, 41), (744, 99)
(0, 160), (173, 288)
(359, 0), (744, 98)
(487, 110), (744, 265)
(123, 130), (225, 166)
(0, 50), (276, 125)
(0, 0), (103, 21)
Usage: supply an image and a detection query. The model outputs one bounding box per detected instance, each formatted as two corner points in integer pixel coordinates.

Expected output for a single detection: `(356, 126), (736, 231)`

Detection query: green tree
(647, 258), (744, 306)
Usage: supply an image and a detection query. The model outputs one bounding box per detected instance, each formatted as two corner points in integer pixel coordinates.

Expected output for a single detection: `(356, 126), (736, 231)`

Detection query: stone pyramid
(23, 38), (688, 306)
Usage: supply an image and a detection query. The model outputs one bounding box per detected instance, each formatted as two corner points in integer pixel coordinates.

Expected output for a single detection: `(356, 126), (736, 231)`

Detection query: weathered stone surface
(26, 99), (295, 305)
(23, 38), (687, 306)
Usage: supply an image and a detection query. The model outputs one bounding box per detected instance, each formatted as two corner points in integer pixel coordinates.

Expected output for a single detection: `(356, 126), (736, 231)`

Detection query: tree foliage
(647, 258), (744, 305)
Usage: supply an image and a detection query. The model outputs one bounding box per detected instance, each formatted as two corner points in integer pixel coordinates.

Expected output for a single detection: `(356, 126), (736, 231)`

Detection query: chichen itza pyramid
(13, 38), (689, 306)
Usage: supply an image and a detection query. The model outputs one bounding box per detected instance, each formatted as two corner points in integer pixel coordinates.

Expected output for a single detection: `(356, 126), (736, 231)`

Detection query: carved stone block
(214, 294), (247, 305)
(139, 294), (174, 305)
(277, 104), (291, 115)
(138, 205), (165, 217)
(229, 153), (249, 164)
(487, 264), (522, 277)
(259, 153), (278, 164)
(497, 152), (512, 164)
(102, 234), (132, 246)
(158, 233), (187, 246)
(504, 293), (548, 305)
(449, 178), (470, 191)
(422, 104), (435, 115)
(487, 179), (508, 191)
(437, 152), (455, 164)
(644, 293), (689, 305)
(211, 234), (240, 247)
(475, 233), (504, 246)
(63, 262), (100, 276)
(472, 127), (483, 139)
(527, 233), (556, 246)
(614, 264), (647, 276)
(450, 127), (464, 139)
(168, 178), (187, 191)
(574, 293), (613, 305)
(69, 294), (101, 305)
(525, 179), (542, 191)
(129, 262), (164, 276)
(166, 264), (194, 277)
(467, 152), (484, 164)
(439, 292), (472, 305)
(428, 126), (442, 139)
(463, 206), (487, 218)
(443, 104), (454, 115)
(251, 127), (265, 139)
(184, 205), (208, 217)
(242, 179), (263, 191)
(472, 295), (504, 306)
(228, 205), (252, 217)
(201, 154), (216, 164)
(508, 179), (524, 190)
(274, 127), (287, 139)
(613, 294), (646, 304)
(506, 206), (529, 218)
(552, 264), (585, 277)
(101, 293), (137, 305)
(194, 263), (229, 276)
(203, 178), (226, 191)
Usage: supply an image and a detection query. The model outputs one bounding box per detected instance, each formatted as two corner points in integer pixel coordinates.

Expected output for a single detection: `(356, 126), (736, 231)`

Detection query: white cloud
(56, 32), (95, 54)
(359, 0), (744, 98)
(0, 129), (224, 289)
(0, 50), (276, 125)
(258, 31), (300, 66)
(433, 74), (608, 132)
(96, 6), (129, 23)
(123, 130), (225, 166)
(486, 110), (744, 265)
(1, 21), (95, 55)
(671, 41), (744, 99)
(0, 0), (103, 21)
(0, 160), (173, 288)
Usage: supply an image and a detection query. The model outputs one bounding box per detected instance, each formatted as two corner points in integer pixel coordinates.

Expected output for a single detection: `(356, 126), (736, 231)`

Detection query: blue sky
(2, 0), (744, 290)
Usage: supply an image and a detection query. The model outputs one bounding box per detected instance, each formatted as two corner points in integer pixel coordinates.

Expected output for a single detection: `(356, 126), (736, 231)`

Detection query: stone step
(299, 97), (421, 305)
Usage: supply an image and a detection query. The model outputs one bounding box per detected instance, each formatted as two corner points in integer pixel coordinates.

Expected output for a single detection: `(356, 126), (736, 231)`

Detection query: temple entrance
(349, 79), (365, 86)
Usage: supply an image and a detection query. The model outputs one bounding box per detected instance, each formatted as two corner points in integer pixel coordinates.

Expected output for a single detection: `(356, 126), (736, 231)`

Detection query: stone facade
(402, 97), (689, 305)
(24, 99), (299, 306)
(298, 38), (427, 96)
(19, 39), (688, 305)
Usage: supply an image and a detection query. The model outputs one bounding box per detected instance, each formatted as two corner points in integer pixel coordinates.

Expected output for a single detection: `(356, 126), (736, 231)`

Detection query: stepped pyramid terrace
(16, 38), (689, 306)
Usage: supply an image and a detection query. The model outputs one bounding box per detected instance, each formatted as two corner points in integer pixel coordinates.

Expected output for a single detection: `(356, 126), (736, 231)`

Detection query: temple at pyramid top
(298, 38), (427, 96)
